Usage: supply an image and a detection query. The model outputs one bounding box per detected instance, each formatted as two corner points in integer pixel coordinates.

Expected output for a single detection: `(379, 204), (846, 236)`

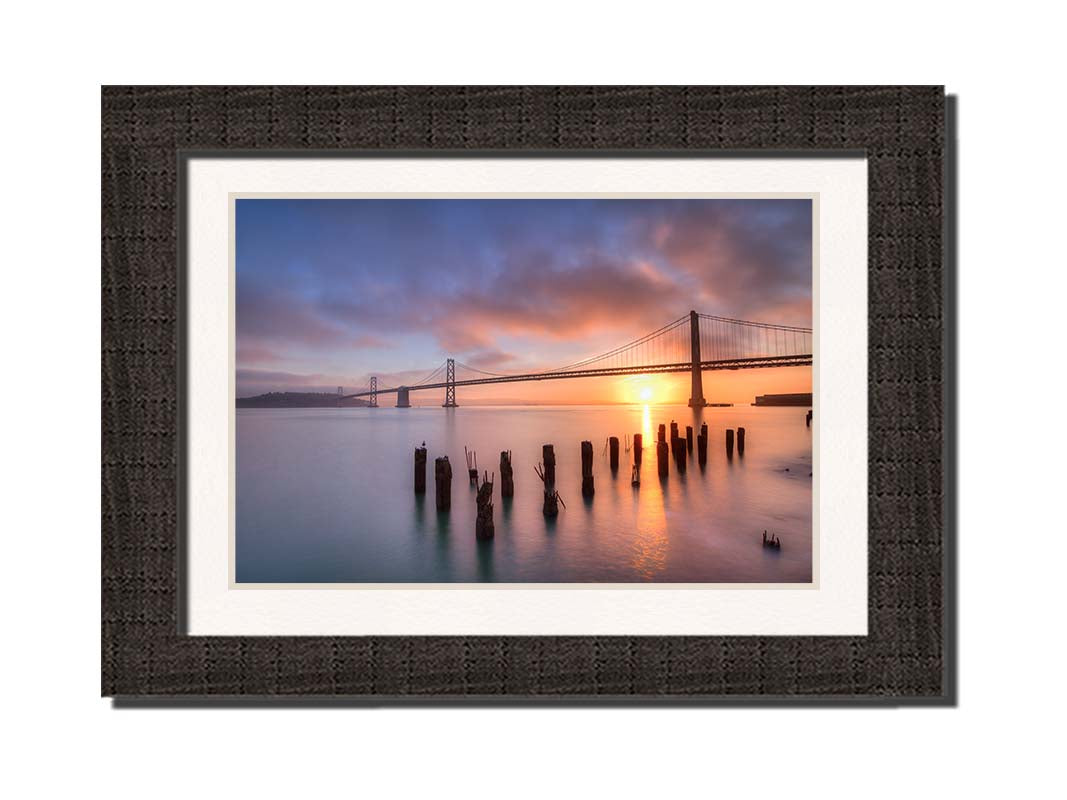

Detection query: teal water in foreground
(235, 404), (812, 583)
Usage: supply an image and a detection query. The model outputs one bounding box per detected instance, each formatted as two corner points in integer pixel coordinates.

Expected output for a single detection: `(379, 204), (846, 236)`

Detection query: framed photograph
(102, 86), (952, 702)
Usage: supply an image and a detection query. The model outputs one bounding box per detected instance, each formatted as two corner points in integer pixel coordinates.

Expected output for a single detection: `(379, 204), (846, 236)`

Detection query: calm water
(235, 404), (812, 583)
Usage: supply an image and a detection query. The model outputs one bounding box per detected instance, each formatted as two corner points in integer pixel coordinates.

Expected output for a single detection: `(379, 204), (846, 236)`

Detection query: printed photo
(234, 197), (814, 583)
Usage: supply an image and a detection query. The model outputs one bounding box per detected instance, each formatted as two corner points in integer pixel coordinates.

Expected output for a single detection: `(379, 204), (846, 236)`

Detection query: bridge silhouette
(343, 310), (812, 408)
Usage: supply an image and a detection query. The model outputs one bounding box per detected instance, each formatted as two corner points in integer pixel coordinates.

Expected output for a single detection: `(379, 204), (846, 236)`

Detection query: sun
(639, 386), (653, 402)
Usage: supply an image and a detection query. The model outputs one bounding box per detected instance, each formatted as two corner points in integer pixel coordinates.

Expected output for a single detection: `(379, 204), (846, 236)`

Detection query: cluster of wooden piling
(415, 417), (754, 539)
(718, 426), (746, 459)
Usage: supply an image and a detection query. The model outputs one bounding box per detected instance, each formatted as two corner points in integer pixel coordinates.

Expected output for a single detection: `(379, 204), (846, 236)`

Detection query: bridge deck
(343, 354), (812, 399)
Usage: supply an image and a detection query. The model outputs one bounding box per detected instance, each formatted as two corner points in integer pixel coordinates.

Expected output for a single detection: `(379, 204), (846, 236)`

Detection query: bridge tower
(369, 376), (378, 408)
(687, 310), (707, 408)
(443, 358), (458, 407)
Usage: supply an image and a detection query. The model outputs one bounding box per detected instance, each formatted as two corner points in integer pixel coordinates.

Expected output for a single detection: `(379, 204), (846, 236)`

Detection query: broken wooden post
(737, 427), (746, 455)
(475, 471), (495, 540)
(686, 425), (694, 454)
(434, 456), (452, 511)
(670, 421), (679, 443)
(725, 429), (734, 459)
(581, 440), (595, 497)
(697, 425), (708, 467)
(414, 446), (427, 494)
(633, 433), (643, 465)
(657, 424), (666, 444)
(464, 446), (479, 486)
(657, 440), (669, 477)
(543, 489), (559, 516)
(609, 436), (620, 471)
(500, 450), (514, 498)
(535, 461), (561, 517)
(542, 444), (556, 485)
(806, 409), (812, 427)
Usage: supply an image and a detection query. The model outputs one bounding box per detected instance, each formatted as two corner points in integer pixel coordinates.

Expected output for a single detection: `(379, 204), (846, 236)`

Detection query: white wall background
(1, 2), (1064, 798)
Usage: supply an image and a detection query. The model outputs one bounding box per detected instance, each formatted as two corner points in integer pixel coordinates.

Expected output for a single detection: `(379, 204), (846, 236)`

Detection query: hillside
(236, 392), (370, 408)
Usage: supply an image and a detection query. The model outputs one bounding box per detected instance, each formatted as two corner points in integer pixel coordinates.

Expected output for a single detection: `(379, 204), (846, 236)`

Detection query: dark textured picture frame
(102, 86), (953, 703)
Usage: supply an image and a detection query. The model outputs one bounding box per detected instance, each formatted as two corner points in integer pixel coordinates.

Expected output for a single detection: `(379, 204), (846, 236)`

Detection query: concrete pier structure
(396, 387), (411, 407)
(687, 310), (707, 408)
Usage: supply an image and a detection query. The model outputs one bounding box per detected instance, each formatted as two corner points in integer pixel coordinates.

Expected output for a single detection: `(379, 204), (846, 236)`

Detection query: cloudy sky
(235, 198), (812, 404)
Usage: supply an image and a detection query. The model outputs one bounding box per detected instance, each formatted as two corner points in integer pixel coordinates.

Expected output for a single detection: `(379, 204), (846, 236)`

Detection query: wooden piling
(581, 440), (595, 497)
(657, 424), (666, 444)
(657, 440), (669, 477)
(542, 489), (559, 516)
(633, 433), (643, 465)
(414, 446), (427, 494)
(464, 446), (479, 486)
(671, 432), (686, 473)
(535, 458), (561, 517)
(500, 450), (514, 498)
(434, 456), (452, 512)
(670, 421), (679, 443)
(737, 427), (746, 455)
(686, 425), (694, 454)
(725, 429), (734, 459)
(697, 428), (707, 466)
(475, 471), (495, 540)
(806, 409), (812, 427)
(608, 436), (620, 471)
(542, 444), (556, 485)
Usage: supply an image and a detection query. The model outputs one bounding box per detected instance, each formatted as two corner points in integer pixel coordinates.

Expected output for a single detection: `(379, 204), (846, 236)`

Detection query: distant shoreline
(236, 391), (370, 408)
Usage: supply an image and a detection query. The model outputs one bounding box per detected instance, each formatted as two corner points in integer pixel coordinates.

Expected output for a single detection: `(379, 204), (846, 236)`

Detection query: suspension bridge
(342, 311), (812, 408)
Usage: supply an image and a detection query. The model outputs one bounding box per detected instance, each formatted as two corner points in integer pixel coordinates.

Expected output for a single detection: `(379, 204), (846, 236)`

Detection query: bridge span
(343, 310), (812, 408)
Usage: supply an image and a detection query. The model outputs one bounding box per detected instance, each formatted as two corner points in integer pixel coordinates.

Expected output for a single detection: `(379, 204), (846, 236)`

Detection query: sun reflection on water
(630, 404), (669, 579)
(631, 494), (669, 579)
